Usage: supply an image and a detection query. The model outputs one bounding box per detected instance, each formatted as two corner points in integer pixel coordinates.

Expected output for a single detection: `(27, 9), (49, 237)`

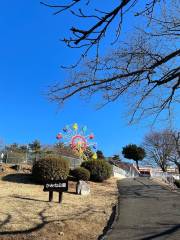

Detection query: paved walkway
(106, 178), (180, 240)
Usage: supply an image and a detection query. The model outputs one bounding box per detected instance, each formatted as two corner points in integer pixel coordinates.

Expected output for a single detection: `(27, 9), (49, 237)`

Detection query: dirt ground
(0, 165), (118, 240)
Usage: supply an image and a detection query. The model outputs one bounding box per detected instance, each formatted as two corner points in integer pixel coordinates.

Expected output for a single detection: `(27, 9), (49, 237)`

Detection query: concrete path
(106, 178), (180, 240)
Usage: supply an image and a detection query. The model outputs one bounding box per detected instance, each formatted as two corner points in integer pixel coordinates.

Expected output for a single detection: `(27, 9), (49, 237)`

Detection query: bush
(81, 159), (112, 182)
(70, 167), (90, 181)
(174, 179), (180, 188)
(32, 156), (69, 183)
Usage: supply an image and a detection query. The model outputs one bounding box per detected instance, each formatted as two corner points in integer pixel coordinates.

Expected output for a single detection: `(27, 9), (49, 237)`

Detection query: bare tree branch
(43, 0), (180, 124)
(41, 0), (162, 56)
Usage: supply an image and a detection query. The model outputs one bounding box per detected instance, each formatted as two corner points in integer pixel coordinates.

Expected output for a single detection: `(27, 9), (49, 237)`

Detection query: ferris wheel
(56, 123), (97, 159)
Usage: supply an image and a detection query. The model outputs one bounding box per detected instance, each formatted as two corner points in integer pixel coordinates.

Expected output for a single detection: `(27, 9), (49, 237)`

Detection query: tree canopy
(28, 140), (41, 153)
(96, 150), (105, 159)
(122, 144), (146, 169)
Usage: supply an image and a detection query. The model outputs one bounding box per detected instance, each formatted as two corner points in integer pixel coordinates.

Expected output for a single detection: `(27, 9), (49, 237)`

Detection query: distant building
(139, 166), (152, 176)
(139, 166), (179, 177)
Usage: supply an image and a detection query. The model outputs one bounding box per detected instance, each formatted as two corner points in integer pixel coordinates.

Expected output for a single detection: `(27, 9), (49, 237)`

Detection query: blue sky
(0, 1), (179, 157)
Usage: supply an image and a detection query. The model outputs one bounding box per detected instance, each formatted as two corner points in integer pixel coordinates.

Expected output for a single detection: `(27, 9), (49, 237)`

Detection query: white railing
(151, 170), (180, 188)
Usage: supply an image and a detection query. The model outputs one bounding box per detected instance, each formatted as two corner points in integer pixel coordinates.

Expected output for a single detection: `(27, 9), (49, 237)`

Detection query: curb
(98, 181), (120, 240)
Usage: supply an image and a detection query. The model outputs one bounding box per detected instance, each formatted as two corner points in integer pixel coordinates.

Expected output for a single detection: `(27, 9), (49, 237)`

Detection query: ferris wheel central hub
(56, 123), (97, 160)
(71, 135), (87, 150)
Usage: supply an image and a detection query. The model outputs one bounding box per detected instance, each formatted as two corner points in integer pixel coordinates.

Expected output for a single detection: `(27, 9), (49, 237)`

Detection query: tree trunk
(160, 163), (167, 172)
(175, 163), (180, 174)
(135, 160), (139, 170)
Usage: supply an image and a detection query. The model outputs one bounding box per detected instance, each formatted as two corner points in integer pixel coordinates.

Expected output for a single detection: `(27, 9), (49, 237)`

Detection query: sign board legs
(59, 192), (63, 203)
(49, 191), (53, 202)
(48, 191), (63, 203)
(44, 180), (68, 203)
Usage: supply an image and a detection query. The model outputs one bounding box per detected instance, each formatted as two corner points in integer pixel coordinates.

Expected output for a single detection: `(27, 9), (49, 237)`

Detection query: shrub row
(70, 167), (90, 181)
(81, 159), (112, 182)
(32, 156), (112, 183)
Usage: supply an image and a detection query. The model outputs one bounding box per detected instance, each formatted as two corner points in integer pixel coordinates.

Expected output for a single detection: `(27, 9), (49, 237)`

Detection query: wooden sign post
(43, 180), (68, 203)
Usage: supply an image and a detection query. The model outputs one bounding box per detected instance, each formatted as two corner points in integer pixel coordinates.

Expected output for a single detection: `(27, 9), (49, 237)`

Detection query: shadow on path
(141, 224), (180, 240)
(106, 178), (180, 240)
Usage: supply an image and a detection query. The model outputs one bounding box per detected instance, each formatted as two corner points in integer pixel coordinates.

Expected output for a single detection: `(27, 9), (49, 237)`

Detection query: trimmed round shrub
(32, 156), (69, 183)
(81, 159), (112, 182)
(71, 167), (90, 181)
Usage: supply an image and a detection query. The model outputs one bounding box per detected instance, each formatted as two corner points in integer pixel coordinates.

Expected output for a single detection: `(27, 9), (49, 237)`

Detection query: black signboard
(43, 180), (68, 192)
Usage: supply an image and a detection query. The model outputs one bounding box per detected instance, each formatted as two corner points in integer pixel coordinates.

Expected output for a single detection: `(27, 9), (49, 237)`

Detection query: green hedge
(70, 167), (90, 181)
(32, 156), (69, 183)
(81, 159), (112, 182)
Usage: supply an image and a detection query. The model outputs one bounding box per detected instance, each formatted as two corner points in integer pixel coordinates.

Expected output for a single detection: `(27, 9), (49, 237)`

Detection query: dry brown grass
(0, 167), (118, 240)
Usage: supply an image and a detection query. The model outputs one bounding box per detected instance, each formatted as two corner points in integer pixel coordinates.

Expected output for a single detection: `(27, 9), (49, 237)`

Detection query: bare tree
(143, 130), (175, 172)
(53, 142), (78, 157)
(168, 131), (180, 173)
(43, 0), (180, 123)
